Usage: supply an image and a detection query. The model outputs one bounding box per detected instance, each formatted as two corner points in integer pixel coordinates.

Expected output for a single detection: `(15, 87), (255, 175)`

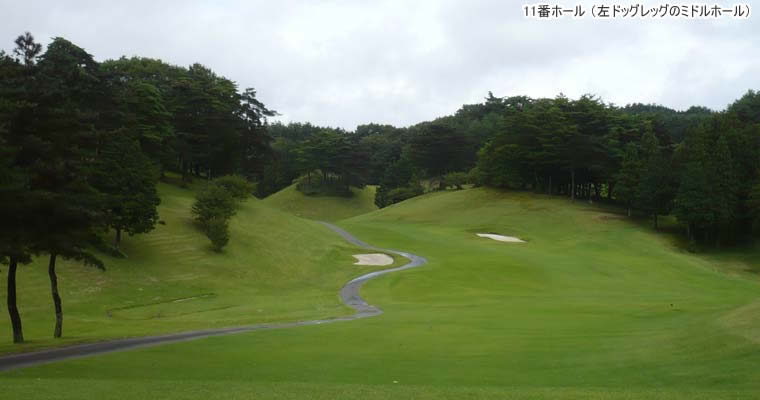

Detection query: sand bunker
(353, 253), (394, 266)
(476, 233), (525, 243)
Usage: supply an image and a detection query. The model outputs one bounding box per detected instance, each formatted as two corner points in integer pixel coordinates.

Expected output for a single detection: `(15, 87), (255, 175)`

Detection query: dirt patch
(476, 233), (525, 243)
(353, 253), (394, 266)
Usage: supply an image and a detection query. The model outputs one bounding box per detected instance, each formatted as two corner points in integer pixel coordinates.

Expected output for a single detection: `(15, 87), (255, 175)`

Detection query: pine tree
(0, 33), (43, 343)
(637, 128), (675, 229)
(615, 143), (641, 216)
(32, 37), (106, 338)
(92, 131), (161, 251)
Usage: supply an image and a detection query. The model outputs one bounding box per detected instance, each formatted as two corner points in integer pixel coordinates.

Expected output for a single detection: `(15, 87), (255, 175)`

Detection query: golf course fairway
(3, 187), (760, 399)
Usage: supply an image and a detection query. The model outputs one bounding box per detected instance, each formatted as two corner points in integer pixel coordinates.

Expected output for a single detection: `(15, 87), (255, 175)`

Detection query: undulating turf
(260, 183), (377, 221)
(0, 182), (397, 354)
(3, 187), (760, 399)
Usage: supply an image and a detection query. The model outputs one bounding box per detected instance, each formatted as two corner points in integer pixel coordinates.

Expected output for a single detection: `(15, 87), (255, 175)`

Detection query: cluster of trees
(100, 56), (275, 183)
(0, 33), (272, 344)
(472, 93), (760, 245)
(257, 123), (369, 197)
(261, 91), (760, 246)
(261, 120), (473, 206)
(191, 175), (252, 252)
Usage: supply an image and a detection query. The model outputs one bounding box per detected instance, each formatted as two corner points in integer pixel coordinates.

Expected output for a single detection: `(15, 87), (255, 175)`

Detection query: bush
(213, 175), (253, 201)
(443, 172), (468, 190)
(206, 217), (230, 252)
(467, 167), (483, 187)
(191, 184), (237, 228)
(295, 174), (352, 197)
(375, 184), (423, 208)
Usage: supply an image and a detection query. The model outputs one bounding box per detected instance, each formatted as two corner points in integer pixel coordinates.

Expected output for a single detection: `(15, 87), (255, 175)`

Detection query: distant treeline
(267, 92), (760, 246)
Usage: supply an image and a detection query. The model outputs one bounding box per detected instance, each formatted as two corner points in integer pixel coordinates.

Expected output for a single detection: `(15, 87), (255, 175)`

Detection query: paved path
(0, 222), (426, 371)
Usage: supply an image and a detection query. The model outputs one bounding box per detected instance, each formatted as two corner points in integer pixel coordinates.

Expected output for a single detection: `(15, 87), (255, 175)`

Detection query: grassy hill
(260, 183), (378, 222)
(0, 182), (394, 354)
(4, 187), (760, 398)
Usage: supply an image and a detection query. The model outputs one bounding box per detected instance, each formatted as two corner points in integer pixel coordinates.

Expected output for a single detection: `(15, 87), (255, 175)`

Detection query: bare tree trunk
(114, 228), (122, 250)
(48, 254), (63, 338)
(653, 213), (658, 230)
(181, 159), (190, 182)
(7, 256), (23, 343)
(548, 175), (552, 195)
(570, 169), (575, 201)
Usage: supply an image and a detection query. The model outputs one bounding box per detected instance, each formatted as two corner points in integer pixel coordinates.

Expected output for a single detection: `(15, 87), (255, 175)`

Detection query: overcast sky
(1, 1), (757, 129)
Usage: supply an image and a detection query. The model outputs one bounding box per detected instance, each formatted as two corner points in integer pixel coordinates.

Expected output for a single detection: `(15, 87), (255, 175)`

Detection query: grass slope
(4, 188), (760, 398)
(260, 183), (377, 222)
(0, 182), (394, 354)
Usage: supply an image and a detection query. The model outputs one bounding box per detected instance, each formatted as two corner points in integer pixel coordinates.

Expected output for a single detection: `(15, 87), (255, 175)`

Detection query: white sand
(353, 253), (394, 266)
(476, 233), (525, 243)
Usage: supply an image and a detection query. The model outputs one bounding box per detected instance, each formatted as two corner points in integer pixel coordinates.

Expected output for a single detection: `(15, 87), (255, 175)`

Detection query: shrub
(295, 174), (352, 197)
(375, 184), (423, 208)
(191, 184), (237, 228)
(206, 217), (230, 252)
(443, 172), (468, 190)
(213, 175), (253, 201)
(467, 167), (483, 187)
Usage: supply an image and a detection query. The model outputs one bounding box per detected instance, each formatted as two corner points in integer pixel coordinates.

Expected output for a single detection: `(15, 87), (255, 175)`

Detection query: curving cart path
(0, 222), (426, 371)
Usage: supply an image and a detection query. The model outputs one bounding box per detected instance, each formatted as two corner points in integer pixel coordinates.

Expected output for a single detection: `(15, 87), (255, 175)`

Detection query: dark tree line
(258, 90), (759, 247)
(472, 93), (760, 245)
(257, 123), (370, 197)
(0, 33), (273, 343)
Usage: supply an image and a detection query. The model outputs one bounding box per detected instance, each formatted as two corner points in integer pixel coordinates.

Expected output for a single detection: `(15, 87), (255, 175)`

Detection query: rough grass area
(261, 182), (377, 222)
(0, 182), (396, 354)
(3, 187), (760, 398)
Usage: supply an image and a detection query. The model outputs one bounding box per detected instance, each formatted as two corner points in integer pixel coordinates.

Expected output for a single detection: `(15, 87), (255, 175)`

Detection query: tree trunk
(653, 213), (658, 230)
(7, 256), (23, 343)
(114, 228), (122, 250)
(570, 169), (575, 201)
(48, 253), (63, 338)
(548, 175), (552, 195)
(627, 205), (631, 217)
(181, 159), (190, 182)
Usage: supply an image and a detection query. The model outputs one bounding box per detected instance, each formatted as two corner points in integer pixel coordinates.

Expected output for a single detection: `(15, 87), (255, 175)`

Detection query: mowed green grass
(0, 182), (394, 354)
(261, 183), (377, 221)
(4, 188), (760, 399)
